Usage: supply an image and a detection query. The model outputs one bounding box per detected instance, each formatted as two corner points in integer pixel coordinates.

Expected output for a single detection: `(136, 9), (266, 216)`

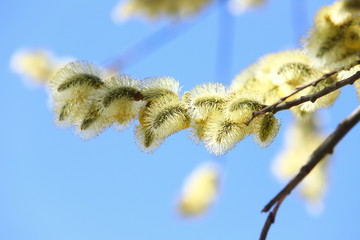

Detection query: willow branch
(105, 24), (189, 71)
(246, 70), (360, 125)
(260, 105), (360, 234)
(105, 2), (224, 71)
(259, 196), (285, 240)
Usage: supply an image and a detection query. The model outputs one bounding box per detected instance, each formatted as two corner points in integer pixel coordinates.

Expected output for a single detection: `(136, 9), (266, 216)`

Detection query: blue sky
(1, 0), (360, 239)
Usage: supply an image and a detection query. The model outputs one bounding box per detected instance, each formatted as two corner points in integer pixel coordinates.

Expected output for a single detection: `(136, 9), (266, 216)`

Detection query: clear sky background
(1, 0), (360, 239)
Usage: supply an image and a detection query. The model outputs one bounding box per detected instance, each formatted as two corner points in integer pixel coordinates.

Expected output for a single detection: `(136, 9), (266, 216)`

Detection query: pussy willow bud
(253, 113), (280, 148)
(187, 83), (228, 143)
(136, 96), (190, 152)
(203, 112), (246, 155)
(141, 76), (180, 101)
(49, 61), (105, 128)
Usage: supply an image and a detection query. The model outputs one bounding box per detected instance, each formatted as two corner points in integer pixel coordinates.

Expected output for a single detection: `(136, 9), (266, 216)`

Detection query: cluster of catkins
(304, 0), (360, 70)
(232, 0), (360, 113)
(49, 0), (360, 156)
(49, 61), (280, 156)
(230, 50), (341, 117)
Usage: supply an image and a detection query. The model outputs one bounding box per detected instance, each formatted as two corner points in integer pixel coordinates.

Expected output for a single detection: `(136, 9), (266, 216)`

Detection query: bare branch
(271, 71), (360, 113)
(279, 71), (337, 103)
(259, 105), (360, 239)
(259, 196), (284, 240)
(246, 70), (360, 125)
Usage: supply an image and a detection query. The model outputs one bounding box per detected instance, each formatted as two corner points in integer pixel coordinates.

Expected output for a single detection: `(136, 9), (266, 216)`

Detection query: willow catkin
(49, 61), (105, 128)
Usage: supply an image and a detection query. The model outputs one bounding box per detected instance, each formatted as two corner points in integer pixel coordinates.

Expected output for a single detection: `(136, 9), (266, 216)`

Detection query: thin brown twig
(259, 105), (360, 239)
(259, 196), (285, 240)
(246, 71), (360, 125)
(281, 71), (337, 103)
(251, 71), (337, 120)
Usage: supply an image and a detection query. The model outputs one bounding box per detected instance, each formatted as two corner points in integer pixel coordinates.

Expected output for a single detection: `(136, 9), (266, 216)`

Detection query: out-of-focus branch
(105, 24), (190, 71)
(246, 70), (360, 125)
(105, 2), (223, 71)
(259, 105), (360, 240)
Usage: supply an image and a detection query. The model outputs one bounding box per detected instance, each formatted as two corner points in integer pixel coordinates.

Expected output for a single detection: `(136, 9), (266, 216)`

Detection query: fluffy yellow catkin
(112, 0), (212, 21)
(304, 0), (360, 70)
(49, 61), (105, 129)
(253, 113), (280, 148)
(135, 77), (190, 152)
(141, 76), (180, 101)
(230, 49), (327, 118)
(272, 117), (328, 213)
(231, 50), (321, 104)
(225, 90), (264, 124)
(75, 74), (143, 140)
(177, 162), (220, 217)
(203, 112), (246, 155)
(95, 74), (142, 130)
(135, 96), (190, 152)
(186, 83), (228, 143)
